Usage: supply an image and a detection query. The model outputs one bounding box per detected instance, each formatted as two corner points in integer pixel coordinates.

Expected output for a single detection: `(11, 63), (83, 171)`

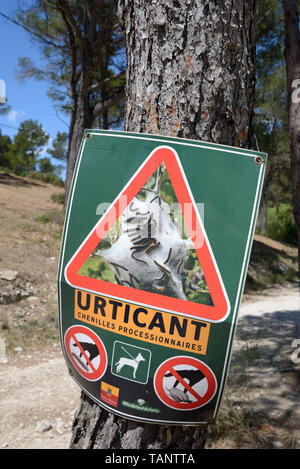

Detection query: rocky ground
(0, 171), (299, 449)
(0, 172), (80, 449)
(0, 344), (80, 449)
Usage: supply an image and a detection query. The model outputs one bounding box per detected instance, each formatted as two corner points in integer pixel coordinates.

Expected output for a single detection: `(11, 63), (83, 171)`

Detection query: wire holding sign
(64, 325), (107, 381)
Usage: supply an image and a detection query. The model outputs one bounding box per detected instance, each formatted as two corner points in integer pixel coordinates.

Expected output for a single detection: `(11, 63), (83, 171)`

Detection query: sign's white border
(57, 131), (265, 425)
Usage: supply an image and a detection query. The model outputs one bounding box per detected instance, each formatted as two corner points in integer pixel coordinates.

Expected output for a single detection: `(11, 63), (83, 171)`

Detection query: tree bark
(121, 0), (256, 146)
(61, 0), (125, 208)
(69, 0), (256, 449)
(63, 0), (95, 207)
(64, 92), (94, 207)
(283, 0), (300, 279)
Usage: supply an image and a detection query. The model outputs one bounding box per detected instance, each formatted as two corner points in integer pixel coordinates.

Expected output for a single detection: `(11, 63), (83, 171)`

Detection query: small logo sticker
(101, 381), (119, 408)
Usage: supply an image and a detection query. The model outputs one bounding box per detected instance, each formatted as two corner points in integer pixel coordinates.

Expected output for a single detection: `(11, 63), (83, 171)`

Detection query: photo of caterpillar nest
(78, 165), (213, 306)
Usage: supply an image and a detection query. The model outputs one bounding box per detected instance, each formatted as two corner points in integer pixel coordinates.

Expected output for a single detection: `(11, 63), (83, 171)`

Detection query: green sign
(58, 130), (266, 425)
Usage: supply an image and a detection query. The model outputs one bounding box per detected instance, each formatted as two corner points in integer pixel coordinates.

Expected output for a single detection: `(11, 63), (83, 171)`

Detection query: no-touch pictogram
(154, 356), (217, 411)
(64, 325), (107, 381)
(65, 146), (230, 323)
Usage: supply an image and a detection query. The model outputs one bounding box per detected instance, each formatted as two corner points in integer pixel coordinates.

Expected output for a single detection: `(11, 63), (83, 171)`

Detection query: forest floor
(0, 171), (299, 449)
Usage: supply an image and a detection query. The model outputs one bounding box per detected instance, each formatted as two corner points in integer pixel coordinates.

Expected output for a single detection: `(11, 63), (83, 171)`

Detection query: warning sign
(58, 130), (267, 424)
(64, 325), (107, 381)
(65, 146), (230, 323)
(154, 356), (217, 410)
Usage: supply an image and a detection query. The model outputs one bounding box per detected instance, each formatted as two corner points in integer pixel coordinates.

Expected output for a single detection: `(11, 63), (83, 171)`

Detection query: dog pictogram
(73, 341), (100, 366)
(112, 341), (151, 384)
(115, 346), (145, 379)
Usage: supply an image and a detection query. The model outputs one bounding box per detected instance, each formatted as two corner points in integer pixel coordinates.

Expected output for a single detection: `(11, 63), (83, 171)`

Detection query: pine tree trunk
(121, 0), (256, 146)
(64, 0), (96, 207)
(262, 197), (268, 235)
(283, 0), (300, 280)
(69, 0), (256, 449)
(64, 92), (93, 207)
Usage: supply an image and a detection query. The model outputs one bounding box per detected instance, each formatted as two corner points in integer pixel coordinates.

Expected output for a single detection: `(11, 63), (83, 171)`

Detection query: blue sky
(0, 1), (69, 158)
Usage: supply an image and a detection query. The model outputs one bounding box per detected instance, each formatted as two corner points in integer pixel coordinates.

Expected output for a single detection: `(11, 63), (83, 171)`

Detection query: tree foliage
(15, 0), (125, 128)
(0, 119), (49, 175)
(1, 0), (126, 201)
(253, 0), (296, 243)
(48, 131), (68, 161)
(0, 118), (66, 180)
(0, 130), (12, 169)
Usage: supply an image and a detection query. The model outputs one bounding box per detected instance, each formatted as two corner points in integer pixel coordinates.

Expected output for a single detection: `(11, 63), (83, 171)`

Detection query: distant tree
(38, 156), (57, 174)
(3, 0), (125, 203)
(3, 119), (49, 175)
(0, 130), (12, 169)
(47, 130), (68, 177)
(48, 131), (68, 162)
(253, 0), (296, 239)
(283, 0), (300, 273)
(253, 63), (291, 233)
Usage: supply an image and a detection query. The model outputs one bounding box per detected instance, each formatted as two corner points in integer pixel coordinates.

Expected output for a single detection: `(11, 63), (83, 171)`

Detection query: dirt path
(0, 172), (80, 449)
(207, 283), (300, 449)
(0, 172), (299, 449)
(0, 284), (298, 449)
(0, 346), (80, 449)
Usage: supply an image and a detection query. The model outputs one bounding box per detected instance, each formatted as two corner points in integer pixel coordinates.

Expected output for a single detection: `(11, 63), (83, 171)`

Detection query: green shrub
(35, 209), (64, 225)
(26, 170), (64, 187)
(50, 192), (65, 204)
(267, 204), (297, 246)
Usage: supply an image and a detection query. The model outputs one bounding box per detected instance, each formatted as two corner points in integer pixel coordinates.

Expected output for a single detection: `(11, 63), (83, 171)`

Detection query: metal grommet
(254, 156), (263, 166)
(85, 132), (92, 140)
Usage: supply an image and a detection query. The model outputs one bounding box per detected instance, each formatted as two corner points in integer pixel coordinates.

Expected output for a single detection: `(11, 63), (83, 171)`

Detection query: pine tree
(3, 0), (125, 201)
(69, 0), (256, 450)
(283, 0), (300, 276)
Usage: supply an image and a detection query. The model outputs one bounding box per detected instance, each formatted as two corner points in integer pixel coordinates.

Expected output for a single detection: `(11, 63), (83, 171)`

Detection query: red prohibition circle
(154, 356), (217, 411)
(64, 325), (107, 381)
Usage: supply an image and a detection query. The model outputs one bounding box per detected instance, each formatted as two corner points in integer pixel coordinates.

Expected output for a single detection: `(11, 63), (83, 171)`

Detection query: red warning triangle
(65, 146), (230, 322)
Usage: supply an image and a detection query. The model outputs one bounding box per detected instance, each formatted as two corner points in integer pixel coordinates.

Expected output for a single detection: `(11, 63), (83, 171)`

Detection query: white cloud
(7, 109), (25, 124)
(39, 137), (53, 157)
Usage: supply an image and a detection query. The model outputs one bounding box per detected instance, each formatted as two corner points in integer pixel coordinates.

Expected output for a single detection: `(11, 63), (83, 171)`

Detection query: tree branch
(0, 11), (64, 50)
(89, 72), (125, 93)
(93, 87), (125, 118)
(57, 1), (78, 96)
(56, 0), (85, 48)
